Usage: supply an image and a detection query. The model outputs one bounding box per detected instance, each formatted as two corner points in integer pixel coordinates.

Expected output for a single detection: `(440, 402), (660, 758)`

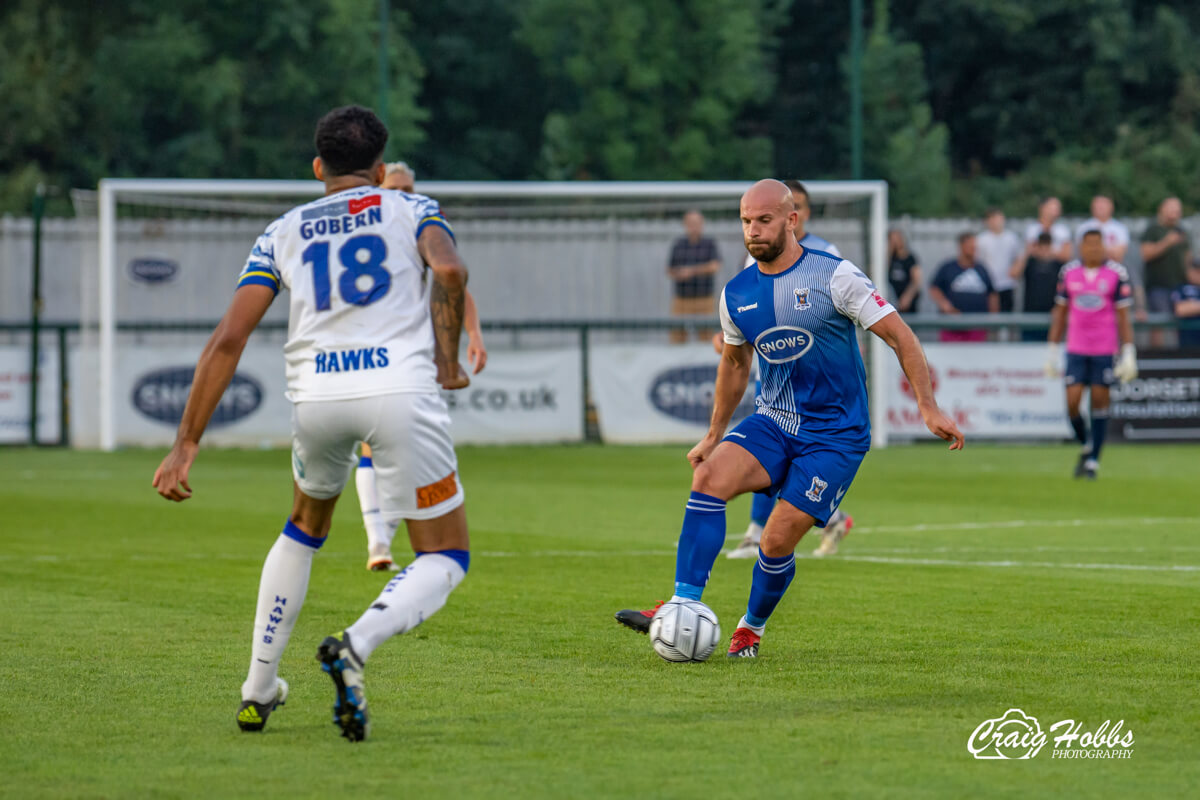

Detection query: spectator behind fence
(1011, 232), (1063, 341)
(976, 208), (1022, 311)
(1172, 277), (1200, 348)
(1024, 196), (1073, 263)
(887, 228), (922, 312)
(667, 210), (721, 342)
(929, 232), (998, 342)
(1140, 197), (1193, 347)
(1076, 195), (1129, 262)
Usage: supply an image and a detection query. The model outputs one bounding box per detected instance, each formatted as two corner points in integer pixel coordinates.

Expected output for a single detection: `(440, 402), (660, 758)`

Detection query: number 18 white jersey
(237, 186), (453, 402)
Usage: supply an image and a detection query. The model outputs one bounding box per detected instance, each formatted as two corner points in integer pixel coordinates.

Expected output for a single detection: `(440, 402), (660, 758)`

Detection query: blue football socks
(673, 492), (727, 600)
(744, 549), (796, 629)
(750, 492), (774, 528)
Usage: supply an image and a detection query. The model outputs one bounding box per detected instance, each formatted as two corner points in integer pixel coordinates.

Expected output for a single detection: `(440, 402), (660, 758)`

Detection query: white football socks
(356, 463), (396, 552)
(241, 526), (321, 703)
(345, 553), (466, 662)
(745, 521), (765, 544)
(737, 615), (766, 636)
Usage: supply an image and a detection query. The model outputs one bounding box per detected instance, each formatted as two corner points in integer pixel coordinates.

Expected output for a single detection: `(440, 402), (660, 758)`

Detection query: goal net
(75, 180), (888, 449)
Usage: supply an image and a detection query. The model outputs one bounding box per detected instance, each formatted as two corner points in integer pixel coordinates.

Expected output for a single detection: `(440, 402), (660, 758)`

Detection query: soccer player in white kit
(152, 106), (472, 742)
(355, 161), (488, 572)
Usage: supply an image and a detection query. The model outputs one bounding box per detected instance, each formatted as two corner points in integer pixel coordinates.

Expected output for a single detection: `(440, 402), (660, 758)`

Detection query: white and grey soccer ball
(649, 600), (721, 663)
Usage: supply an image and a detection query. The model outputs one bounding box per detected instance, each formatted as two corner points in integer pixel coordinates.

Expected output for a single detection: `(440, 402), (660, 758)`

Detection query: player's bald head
(741, 179), (793, 216)
(740, 179), (799, 265)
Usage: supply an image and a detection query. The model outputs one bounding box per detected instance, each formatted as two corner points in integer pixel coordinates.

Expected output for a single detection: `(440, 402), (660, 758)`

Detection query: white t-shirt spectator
(1024, 220), (1072, 251)
(1076, 217), (1130, 251)
(975, 229), (1022, 292)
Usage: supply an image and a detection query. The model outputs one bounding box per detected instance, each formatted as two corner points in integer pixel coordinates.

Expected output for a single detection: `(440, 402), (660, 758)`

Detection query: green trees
(516, 0), (780, 179)
(857, 0), (950, 214)
(893, 0), (1200, 214)
(5, 1), (1200, 215)
(0, 0), (426, 212)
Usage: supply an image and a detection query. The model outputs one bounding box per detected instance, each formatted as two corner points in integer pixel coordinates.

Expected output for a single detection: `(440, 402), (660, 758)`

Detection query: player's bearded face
(745, 220), (790, 262)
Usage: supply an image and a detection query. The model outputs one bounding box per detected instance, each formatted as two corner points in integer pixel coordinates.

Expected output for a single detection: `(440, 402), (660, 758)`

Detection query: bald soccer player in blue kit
(615, 180), (964, 657)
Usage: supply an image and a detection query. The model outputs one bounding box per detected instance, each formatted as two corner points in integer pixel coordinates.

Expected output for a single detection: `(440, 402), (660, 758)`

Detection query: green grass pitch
(1, 443), (1198, 798)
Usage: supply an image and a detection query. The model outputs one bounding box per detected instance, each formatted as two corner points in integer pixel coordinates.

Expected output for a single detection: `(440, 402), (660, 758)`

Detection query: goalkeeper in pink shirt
(1045, 228), (1138, 479)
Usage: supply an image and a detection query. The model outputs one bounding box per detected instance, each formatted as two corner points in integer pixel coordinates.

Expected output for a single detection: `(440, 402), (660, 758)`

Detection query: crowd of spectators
(665, 193), (1200, 349)
(885, 194), (1200, 348)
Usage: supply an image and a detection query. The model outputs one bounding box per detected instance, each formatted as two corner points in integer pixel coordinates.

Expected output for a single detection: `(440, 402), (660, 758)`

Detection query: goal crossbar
(96, 179), (889, 450)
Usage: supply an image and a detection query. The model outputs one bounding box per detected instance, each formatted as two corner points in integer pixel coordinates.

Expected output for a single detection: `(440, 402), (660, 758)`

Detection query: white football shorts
(290, 392), (463, 520)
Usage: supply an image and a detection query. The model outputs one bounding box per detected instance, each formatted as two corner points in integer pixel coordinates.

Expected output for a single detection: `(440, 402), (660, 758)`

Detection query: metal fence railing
(1, 315), (1195, 448)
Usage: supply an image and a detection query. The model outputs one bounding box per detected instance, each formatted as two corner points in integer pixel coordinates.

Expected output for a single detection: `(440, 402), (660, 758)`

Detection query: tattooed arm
(417, 226), (470, 389)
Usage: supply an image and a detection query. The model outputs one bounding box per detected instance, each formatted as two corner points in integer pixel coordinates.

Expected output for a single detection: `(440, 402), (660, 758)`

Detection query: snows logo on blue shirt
(754, 326), (815, 364)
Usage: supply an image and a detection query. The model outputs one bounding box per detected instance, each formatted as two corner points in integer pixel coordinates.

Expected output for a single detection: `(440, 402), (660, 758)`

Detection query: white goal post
(95, 179), (889, 451)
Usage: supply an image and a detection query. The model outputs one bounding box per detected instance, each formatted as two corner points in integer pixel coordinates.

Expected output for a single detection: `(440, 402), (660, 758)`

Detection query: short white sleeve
(718, 287), (746, 345)
(236, 218), (283, 294)
(830, 261), (897, 330)
(824, 242), (843, 259)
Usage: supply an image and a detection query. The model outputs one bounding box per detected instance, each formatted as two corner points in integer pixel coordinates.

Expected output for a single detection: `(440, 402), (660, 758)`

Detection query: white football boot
(726, 523), (764, 559)
(813, 510), (853, 557)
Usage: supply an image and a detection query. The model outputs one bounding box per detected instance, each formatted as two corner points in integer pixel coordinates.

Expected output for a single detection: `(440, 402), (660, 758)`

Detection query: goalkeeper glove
(1114, 343), (1138, 384)
(1044, 343), (1063, 378)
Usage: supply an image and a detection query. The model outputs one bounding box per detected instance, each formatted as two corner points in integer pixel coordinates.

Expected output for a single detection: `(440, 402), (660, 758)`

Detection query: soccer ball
(649, 600), (721, 663)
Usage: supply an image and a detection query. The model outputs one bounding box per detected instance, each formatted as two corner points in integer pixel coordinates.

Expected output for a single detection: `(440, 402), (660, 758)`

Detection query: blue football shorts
(1065, 353), (1115, 387)
(723, 413), (867, 528)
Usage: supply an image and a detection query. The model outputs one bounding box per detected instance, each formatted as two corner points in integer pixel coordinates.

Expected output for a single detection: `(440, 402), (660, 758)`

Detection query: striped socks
(673, 492), (727, 600)
(743, 549), (796, 630)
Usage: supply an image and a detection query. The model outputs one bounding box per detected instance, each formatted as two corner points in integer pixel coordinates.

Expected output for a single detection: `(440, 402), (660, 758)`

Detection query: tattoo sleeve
(430, 277), (465, 368)
(419, 227), (468, 368)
